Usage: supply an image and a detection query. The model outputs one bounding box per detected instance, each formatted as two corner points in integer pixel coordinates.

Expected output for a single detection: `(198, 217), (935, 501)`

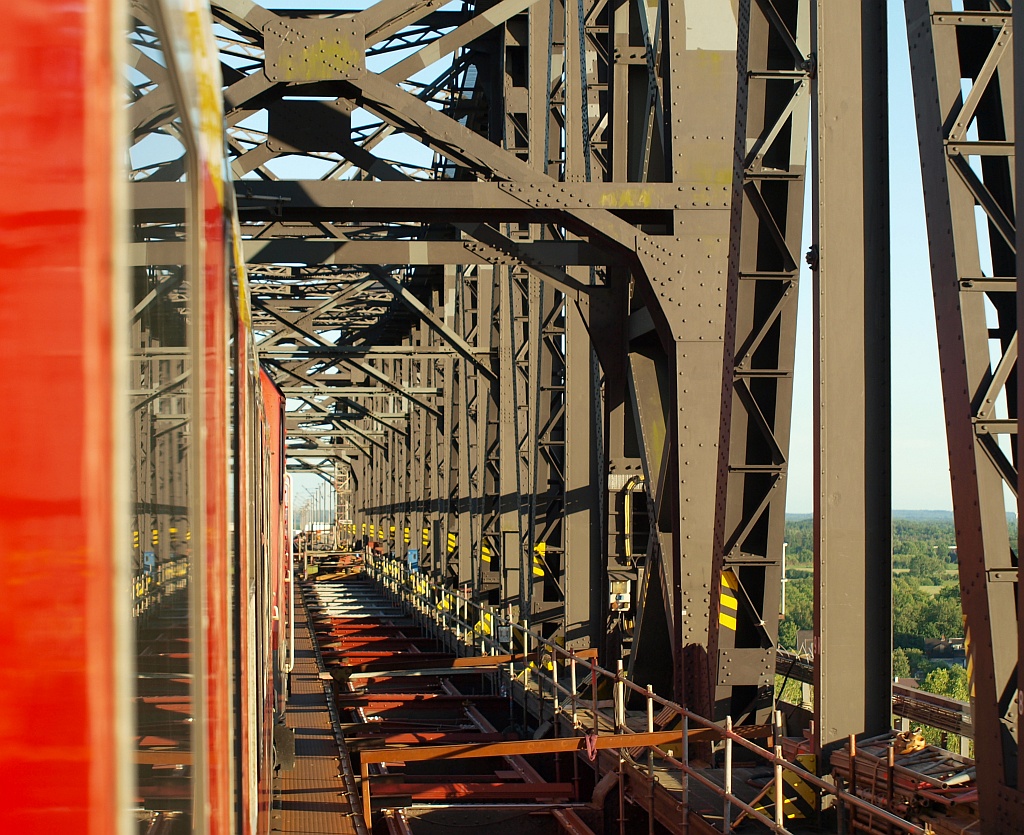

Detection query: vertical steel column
(1016, 0), (1024, 808)
(625, 0), (739, 715)
(473, 265), (497, 594)
(711, 0), (810, 725)
(480, 263), (504, 596)
(562, 0), (604, 649)
(458, 263), (487, 590)
(812, 0), (891, 757)
(908, 2), (1021, 826)
(438, 273), (457, 579)
(409, 322), (427, 570)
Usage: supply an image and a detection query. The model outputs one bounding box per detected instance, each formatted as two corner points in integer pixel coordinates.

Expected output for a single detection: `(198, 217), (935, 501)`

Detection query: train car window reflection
(128, 3), (196, 830)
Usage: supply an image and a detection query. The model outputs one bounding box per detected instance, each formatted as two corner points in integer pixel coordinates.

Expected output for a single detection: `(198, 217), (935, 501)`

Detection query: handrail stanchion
(570, 651), (578, 727)
(552, 648), (559, 730)
(724, 715), (733, 833)
(615, 659), (625, 731)
(681, 712), (690, 835)
(773, 709), (784, 827)
(522, 617), (530, 727)
(848, 734), (858, 834)
(647, 685), (656, 835)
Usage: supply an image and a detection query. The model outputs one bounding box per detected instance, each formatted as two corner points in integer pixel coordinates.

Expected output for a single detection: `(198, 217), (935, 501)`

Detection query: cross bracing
(197, 2), (1024, 829)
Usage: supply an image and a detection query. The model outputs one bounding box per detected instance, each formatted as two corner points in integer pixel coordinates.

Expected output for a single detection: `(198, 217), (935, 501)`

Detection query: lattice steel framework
(193, 4), (1024, 827)
(206, 0), (808, 723)
(907, 1), (1022, 827)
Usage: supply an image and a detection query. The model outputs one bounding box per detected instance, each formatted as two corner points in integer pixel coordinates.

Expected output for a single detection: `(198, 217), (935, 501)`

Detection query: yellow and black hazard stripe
(532, 542), (547, 577)
(403, 526), (410, 544)
(719, 569), (739, 631)
(422, 527), (430, 548)
(754, 754), (818, 819)
(447, 531), (457, 554)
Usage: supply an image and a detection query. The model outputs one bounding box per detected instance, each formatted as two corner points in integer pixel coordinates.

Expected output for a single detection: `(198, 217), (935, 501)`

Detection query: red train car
(1, 2), (291, 833)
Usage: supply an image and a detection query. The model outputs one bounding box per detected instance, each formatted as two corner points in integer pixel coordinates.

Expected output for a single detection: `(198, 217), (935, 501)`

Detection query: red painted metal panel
(202, 170), (232, 835)
(236, 316), (259, 835)
(260, 368), (286, 703)
(0, 1), (120, 833)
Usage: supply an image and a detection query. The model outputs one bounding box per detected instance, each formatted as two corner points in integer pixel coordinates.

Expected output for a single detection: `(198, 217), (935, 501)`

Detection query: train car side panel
(0, 0), (127, 832)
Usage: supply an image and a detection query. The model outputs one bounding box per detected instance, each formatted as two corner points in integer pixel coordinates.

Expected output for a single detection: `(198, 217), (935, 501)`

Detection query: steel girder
(812, 0), (892, 761)
(907, 2), (1022, 827)
(205, 0), (815, 726)
(128, 4), (195, 586)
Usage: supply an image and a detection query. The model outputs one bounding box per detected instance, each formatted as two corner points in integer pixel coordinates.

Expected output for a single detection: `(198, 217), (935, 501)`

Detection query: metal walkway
(274, 605), (361, 835)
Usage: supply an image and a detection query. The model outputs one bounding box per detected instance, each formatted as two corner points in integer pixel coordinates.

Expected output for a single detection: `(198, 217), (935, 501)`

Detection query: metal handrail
(361, 553), (928, 835)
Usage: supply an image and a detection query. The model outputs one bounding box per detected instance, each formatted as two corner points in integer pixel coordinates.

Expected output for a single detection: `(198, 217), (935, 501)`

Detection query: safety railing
(362, 552), (928, 835)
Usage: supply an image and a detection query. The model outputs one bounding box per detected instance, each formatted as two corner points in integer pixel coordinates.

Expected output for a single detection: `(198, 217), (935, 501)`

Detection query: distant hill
(787, 509), (1015, 523)
(788, 511), (952, 521)
(893, 509), (953, 522)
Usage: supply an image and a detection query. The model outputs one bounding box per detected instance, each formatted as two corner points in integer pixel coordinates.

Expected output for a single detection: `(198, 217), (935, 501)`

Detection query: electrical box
(609, 578), (631, 612)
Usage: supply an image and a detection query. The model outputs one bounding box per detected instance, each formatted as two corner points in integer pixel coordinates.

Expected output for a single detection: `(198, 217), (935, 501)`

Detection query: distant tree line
(778, 517), (974, 691)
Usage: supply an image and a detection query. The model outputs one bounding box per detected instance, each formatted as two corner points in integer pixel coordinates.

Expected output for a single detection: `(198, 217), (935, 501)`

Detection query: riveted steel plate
(264, 18), (365, 82)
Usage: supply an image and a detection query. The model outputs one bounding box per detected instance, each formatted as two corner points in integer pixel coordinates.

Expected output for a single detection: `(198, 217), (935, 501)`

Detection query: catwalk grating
(273, 607), (361, 834)
(305, 570), (597, 834)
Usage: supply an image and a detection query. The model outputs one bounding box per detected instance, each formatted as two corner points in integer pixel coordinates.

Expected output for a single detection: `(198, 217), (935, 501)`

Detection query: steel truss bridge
(130, 1), (1023, 829)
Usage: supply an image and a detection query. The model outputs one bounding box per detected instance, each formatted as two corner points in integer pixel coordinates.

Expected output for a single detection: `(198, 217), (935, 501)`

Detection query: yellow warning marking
(531, 541), (547, 576)
(719, 569), (739, 630)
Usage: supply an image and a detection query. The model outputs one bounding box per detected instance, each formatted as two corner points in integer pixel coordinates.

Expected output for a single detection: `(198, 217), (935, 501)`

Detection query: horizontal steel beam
(243, 238), (607, 267)
(233, 180), (705, 213)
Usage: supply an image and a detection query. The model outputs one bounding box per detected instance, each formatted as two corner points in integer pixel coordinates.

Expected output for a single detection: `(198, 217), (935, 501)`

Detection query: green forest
(776, 515), (1013, 706)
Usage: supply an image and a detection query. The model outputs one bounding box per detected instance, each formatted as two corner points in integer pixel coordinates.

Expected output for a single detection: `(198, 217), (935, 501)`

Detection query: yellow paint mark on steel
(599, 188), (654, 209)
(183, 2), (227, 204)
(279, 39), (363, 82)
(532, 541), (547, 577)
(719, 569), (739, 630)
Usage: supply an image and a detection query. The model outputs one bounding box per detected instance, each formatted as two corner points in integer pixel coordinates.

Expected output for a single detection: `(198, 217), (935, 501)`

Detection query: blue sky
(785, 3), (953, 512)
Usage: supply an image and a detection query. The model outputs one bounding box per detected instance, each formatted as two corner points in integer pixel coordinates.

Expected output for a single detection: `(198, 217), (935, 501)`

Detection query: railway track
(304, 572), (598, 834)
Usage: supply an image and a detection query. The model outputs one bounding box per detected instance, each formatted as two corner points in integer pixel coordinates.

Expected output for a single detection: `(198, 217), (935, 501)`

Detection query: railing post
(681, 713), (689, 835)
(886, 743), (895, 834)
(848, 734), (858, 834)
(570, 651), (578, 727)
(647, 685), (656, 835)
(615, 659), (625, 730)
(724, 716), (733, 833)
(774, 708), (784, 827)
(613, 660), (621, 731)
(552, 647), (559, 728)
